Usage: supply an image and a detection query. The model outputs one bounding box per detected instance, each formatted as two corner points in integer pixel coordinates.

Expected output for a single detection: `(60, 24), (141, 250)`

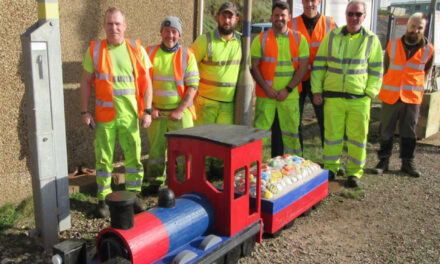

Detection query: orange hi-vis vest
(90, 39), (147, 123)
(256, 29), (302, 97)
(379, 38), (433, 105)
(147, 45), (197, 120)
(289, 14), (335, 80)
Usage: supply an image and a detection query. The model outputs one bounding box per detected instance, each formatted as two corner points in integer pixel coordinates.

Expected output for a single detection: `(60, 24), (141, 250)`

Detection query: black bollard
(105, 191), (137, 230)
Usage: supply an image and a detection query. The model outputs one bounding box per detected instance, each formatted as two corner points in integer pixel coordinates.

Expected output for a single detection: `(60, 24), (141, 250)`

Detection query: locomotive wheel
(225, 245), (242, 264)
(241, 236), (256, 257)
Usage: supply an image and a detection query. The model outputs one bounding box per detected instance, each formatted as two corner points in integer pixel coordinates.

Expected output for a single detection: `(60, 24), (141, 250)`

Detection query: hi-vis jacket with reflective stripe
(378, 38), (433, 105)
(147, 45), (198, 120)
(90, 39), (147, 123)
(255, 29), (303, 97)
(289, 14), (336, 80)
(311, 26), (383, 98)
(195, 30), (241, 102)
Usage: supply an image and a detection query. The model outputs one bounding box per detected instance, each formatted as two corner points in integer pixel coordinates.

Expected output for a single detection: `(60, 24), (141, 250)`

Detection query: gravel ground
(1, 111), (439, 263)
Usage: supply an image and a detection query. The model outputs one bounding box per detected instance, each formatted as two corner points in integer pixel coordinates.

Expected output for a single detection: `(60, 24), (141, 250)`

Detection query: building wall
(0, 0), (197, 206)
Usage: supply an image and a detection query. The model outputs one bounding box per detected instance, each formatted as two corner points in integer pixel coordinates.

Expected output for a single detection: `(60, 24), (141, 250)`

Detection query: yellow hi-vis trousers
(323, 97), (370, 178)
(95, 116), (143, 201)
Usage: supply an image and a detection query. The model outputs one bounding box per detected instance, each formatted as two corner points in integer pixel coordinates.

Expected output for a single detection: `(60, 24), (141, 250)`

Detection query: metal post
(21, 0), (70, 251)
(235, 0), (254, 126)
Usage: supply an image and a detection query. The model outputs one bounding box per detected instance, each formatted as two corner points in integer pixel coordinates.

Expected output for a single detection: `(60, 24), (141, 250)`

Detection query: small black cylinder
(158, 188), (176, 208)
(105, 191), (137, 230)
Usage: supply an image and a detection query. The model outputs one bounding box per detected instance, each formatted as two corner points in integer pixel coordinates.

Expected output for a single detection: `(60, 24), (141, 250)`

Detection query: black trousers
(299, 79), (324, 149)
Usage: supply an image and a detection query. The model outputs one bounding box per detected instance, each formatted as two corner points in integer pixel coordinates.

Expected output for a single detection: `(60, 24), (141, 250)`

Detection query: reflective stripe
(184, 79), (199, 86)
(349, 156), (366, 166)
(113, 89), (135, 96)
(113, 75), (135, 82)
(310, 41), (321, 47)
(328, 31), (334, 60)
(402, 84), (424, 92)
(325, 139), (343, 146)
(97, 184), (111, 191)
(324, 155), (341, 161)
(153, 75), (176, 82)
(96, 171), (112, 178)
(200, 78), (236, 87)
(261, 56), (276, 62)
(126, 180), (142, 187)
(206, 31), (213, 62)
(126, 168), (143, 174)
(347, 139), (366, 148)
(326, 16), (332, 32)
(129, 39), (136, 49)
(277, 61), (293, 66)
(291, 19), (297, 31)
(265, 80), (273, 86)
(313, 65), (328, 71)
(364, 36), (374, 60)
(314, 56), (327, 62)
(389, 64), (404, 70)
(285, 146), (302, 154)
(154, 90), (180, 96)
(368, 70), (383, 78)
(95, 72), (111, 80)
(96, 99), (114, 108)
(275, 71), (294, 77)
(281, 130), (299, 138)
(382, 85), (400, 92)
(328, 67), (343, 74)
(346, 68), (368, 74)
(185, 71), (199, 78)
(148, 45), (159, 57)
(421, 44), (432, 63)
(261, 30), (269, 55)
(182, 47), (188, 79)
(92, 40), (102, 72)
(369, 62), (382, 67)
(202, 60), (241, 66)
(344, 58), (367, 64)
(406, 62), (424, 70)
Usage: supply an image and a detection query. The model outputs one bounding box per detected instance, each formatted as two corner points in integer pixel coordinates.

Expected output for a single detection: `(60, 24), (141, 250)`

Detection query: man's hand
(169, 109), (184, 121)
(141, 114), (152, 128)
(313, 93), (323, 105)
(276, 88), (289, 101)
(81, 112), (96, 129)
(265, 88), (278, 99)
(152, 109), (161, 119)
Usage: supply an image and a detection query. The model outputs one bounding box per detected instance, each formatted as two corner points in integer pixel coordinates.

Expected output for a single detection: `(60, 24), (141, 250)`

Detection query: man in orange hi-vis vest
(373, 13), (433, 178)
(80, 7), (153, 218)
(251, 1), (309, 158)
(289, 0), (336, 151)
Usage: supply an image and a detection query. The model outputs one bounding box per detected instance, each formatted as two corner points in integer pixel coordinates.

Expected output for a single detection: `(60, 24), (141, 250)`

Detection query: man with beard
(311, 1), (383, 187)
(289, 0), (336, 151)
(373, 13), (433, 177)
(80, 7), (153, 217)
(142, 16), (199, 193)
(251, 1), (309, 158)
(191, 2), (241, 126)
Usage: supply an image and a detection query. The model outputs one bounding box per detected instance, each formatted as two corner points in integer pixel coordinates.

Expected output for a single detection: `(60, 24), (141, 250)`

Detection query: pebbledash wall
(0, 0), (198, 206)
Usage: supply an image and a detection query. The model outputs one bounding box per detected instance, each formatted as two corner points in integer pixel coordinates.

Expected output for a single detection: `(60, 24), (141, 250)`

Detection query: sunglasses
(347, 12), (364, 17)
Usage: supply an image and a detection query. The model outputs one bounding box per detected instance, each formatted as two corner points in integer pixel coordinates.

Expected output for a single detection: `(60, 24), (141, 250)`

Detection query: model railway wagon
(52, 124), (328, 264)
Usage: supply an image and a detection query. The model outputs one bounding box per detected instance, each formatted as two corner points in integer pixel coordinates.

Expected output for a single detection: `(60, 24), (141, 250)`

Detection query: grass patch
(0, 203), (19, 231)
(70, 192), (93, 202)
(340, 187), (365, 200)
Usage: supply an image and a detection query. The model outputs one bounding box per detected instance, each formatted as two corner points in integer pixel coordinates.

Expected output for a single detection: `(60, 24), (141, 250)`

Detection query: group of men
(80, 1), (433, 218)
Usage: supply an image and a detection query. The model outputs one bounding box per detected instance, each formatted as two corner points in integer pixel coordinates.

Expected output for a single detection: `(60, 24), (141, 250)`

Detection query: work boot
(372, 158), (389, 175)
(346, 176), (360, 188)
(328, 170), (336, 181)
(133, 192), (147, 213)
(337, 167), (346, 177)
(401, 159), (421, 178)
(96, 200), (110, 218)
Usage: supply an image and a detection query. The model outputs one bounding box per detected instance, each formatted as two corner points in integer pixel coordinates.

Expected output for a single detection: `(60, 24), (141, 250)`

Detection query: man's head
(271, 1), (291, 34)
(404, 12), (427, 45)
(103, 7), (126, 46)
(302, 0), (321, 18)
(160, 16), (182, 49)
(345, 1), (366, 34)
(216, 2), (239, 35)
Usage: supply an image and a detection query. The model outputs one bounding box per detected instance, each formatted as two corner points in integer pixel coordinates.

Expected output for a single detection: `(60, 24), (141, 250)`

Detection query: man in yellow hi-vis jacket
(311, 1), (383, 188)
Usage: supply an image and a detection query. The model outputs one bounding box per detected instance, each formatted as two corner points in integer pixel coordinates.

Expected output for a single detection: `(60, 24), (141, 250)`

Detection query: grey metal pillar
(234, 0), (254, 126)
(21, 0), (70, 251)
